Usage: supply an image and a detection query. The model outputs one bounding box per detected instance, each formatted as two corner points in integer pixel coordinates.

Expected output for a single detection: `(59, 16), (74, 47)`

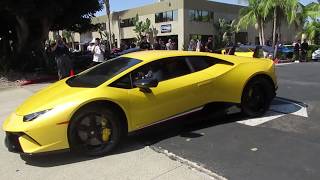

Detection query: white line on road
(237, 98), (308, 126)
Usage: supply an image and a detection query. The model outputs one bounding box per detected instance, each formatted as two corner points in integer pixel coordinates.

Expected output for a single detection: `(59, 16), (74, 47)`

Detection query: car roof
(120, 50), (266, 65)
(122, 50), (216, 62)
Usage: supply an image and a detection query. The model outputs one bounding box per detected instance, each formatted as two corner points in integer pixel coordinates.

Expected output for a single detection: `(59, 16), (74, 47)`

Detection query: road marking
(237, 98), (308, 126)
(275, 61), (299, 66)
(237, 111), (285, 126)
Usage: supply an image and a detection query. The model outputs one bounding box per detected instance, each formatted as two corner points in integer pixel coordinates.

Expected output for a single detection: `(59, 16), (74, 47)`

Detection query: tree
(133, 14), (151, 43)
(237, 0), (266, 45)
(214, 18), (238, 48)
(62, 30), (75, 49)
(104, 0), (112, 51)
(261, 0), (299, 48)
(301, 2), (320, 43)
(0, 0), (102, 72)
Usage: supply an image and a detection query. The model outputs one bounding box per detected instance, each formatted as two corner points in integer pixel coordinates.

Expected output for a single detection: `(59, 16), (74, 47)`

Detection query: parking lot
(1, 62), (320, 180)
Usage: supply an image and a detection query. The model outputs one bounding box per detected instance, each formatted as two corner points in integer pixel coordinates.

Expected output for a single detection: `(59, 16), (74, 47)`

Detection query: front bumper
(3, 112), (71, 154)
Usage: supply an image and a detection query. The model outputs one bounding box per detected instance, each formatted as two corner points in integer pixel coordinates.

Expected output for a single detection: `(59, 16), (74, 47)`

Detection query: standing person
(301, 39), (309, 62)
(205, 37), (214, 53)
(293, 40), (300, 61)
(188, 39), (196, 51)
(87, 39), (95, 52)
(91, 38), (106, 66)
(52, 35), (71, 80)
(153, 38), (161, 50)
(139, 36), (151, 50)
(166, 39), (174, 50)
(196, 39), (202, 52)
(159, 39), (166, 50)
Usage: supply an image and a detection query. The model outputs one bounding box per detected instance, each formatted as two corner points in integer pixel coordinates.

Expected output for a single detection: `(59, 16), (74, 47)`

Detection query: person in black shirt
(205, 37), (214, 53)
(139, 37), (151, 50)
(294, 40), (300, 61)
(52, 35), (71, 79)
(153, 38), (161, 50)
(301, 39), (309, 62)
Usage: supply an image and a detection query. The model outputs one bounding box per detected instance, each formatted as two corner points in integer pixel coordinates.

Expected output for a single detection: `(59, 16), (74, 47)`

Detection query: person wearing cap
(91, 38), (106, 66)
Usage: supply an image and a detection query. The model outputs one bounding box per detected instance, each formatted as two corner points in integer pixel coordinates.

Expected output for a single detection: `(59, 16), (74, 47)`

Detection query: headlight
(23, 109), (51, 122)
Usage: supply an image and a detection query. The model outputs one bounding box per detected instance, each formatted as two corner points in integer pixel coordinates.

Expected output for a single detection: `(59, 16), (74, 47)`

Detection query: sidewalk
(0, 84), (221, 180)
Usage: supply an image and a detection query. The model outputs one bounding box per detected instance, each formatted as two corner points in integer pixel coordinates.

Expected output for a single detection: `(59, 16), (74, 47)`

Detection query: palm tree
(214, 18), (238, 48)
(301, 2), (320, 43)
(261, 0), (299, 48)
(133, 14), (151, 43)
(237, 0), (266, 45)
(104, 0), (112, 50)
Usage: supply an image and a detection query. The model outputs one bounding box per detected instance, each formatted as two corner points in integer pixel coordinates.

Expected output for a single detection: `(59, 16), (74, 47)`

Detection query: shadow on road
(21, 96), (305, 167)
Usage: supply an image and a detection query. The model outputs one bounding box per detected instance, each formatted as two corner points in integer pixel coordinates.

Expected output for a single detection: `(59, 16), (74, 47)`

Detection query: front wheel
(68, 106), (124, 156)
(241, 78), (275, 117)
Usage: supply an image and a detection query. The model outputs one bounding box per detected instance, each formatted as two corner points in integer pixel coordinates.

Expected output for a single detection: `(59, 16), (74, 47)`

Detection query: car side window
(131, 57), (192, 85)
(109, 74), (132, 89)
(186, 56), (217, 72)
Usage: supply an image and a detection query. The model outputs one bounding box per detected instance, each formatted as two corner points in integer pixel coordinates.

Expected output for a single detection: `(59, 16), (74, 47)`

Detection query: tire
(241, 78), (275, 117)
(68, 105), (124, 156)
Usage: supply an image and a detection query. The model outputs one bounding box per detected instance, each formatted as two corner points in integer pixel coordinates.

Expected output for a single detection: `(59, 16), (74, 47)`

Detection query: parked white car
(312, 48), (320, 61)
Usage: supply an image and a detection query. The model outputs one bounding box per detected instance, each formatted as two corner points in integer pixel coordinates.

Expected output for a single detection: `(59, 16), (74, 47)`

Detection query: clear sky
(96, 0), (317, 15)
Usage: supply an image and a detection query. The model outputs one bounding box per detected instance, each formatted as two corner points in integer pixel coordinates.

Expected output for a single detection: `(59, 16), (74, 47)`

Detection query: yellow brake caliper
(101, 117), (111, 142)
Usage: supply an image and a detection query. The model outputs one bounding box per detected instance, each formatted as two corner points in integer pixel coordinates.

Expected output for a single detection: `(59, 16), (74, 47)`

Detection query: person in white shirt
(91, 38), (105, 66)
(87, 39), (95, 52)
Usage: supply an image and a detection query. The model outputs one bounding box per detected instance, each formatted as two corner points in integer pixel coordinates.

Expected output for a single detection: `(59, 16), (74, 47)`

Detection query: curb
(150, 146), (227, 180)
(19, 76), (58, 86)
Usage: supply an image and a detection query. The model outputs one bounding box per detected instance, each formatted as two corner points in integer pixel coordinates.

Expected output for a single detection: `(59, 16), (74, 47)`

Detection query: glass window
(155, 10), (177, 23)
(189, 10), (195, 21)
(166, 11), (173, 21)
(186, 56), (216, 72)
(110, 74), (132, 89)
(189, 10), (213, 22)
(66, 57), (141, 88)
(120, 18), (135, 28)
(173, 10), (178, 21)
(202, 11), (209, 22)
(131, 57), (191, 85)
(195, 10), (202, 21)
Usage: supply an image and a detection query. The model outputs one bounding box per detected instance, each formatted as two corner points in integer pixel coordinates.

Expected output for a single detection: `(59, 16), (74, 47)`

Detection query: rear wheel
(241, 78), (274, 117)
(68, 106), (124, 156)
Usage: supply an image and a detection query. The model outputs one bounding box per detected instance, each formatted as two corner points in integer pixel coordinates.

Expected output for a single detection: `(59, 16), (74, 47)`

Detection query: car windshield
(66, 57), (142, 88)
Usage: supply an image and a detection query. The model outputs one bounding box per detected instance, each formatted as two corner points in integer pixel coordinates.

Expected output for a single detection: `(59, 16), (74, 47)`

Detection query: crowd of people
(49, 34), (312, 80)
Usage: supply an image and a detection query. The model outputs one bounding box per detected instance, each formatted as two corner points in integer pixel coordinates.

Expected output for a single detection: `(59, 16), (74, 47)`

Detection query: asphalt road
(137, 62), (320, 180)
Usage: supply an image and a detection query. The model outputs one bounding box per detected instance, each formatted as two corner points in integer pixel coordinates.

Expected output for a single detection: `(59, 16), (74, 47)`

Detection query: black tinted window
(67, 57), (141, 88)
(110, 74), (132, 89)
(186, 56), (216, 72)
(132, 57), (191, 84)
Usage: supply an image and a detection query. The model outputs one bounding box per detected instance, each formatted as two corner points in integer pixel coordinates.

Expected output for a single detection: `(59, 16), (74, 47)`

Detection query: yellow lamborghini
(3, 51), (277, 156)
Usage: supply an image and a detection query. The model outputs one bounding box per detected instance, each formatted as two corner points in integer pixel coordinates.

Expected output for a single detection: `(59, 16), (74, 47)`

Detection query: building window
(189, 10), (213, 22)
(120, 18), (135, 28)
(155, 10), (178, 23)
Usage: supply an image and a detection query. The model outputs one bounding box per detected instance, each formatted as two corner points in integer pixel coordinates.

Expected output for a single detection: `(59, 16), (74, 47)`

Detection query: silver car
(312, 48), (320, 61)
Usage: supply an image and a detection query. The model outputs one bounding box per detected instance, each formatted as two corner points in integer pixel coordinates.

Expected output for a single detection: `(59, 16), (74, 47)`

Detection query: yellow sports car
(3, 51), (277, 156)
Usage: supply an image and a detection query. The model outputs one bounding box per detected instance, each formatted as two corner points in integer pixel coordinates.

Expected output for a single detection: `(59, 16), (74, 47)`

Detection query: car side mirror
(134, 78), (159, 93)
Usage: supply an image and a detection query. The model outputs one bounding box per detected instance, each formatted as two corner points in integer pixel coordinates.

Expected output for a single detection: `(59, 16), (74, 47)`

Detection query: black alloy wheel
(241, 78), (274, 117)
(68, 106), (124, 156)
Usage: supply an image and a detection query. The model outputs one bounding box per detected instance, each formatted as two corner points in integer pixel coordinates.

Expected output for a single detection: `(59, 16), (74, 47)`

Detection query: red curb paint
(19, 76), (58, 86)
